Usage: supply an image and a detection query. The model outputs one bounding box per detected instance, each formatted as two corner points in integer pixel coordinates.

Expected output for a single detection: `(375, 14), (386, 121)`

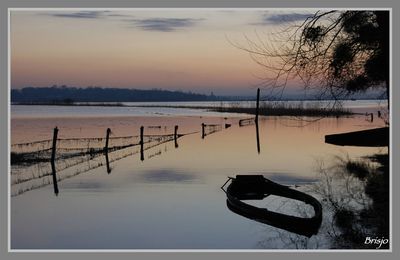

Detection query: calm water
(11, 99), (388, 118)
(10, 103), (387, 249)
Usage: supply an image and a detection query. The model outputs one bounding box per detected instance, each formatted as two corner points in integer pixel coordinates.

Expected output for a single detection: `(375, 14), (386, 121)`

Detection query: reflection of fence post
(140, 126), (144, 161)
(105, 151), (111, 174)
(202, 123), (205, 139)
(255, 88), (260, 123)
(51, 127), (59, 196)
(255, 120), (260, 154)
(174, 125), (179, 148)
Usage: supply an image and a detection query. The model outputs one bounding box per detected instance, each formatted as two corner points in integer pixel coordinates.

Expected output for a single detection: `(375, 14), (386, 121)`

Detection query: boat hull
(225, 175), (322, 237)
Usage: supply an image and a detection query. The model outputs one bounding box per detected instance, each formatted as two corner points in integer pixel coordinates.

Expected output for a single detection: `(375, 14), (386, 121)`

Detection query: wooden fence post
(104, 128), (112, 174)
(140, 126), (144, 161)
(202, 123), (205, 139)
(51, 127), (59, 196)
(174, 125), (179, 148)
(51, 127), (59, 163)
(104, 128), (111, 152)
(255, 88), (260, 123)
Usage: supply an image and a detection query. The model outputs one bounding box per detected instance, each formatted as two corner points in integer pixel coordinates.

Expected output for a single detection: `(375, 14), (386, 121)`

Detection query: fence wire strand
(203, 124), (223, 137)
(10, 130), (191, 196)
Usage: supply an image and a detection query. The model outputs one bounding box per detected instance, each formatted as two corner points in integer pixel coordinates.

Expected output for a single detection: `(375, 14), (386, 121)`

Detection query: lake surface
(11, 99), (388, 119)
(10, 103), (388, 249)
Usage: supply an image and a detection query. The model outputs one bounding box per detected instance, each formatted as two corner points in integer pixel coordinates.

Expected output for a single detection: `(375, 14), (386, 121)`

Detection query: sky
(11, 9), (316, 96)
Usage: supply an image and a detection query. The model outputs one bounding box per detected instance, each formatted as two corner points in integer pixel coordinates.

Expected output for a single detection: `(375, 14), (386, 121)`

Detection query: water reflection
(237, 116), (260, 153)
(105, 150), (111, 174)
(255, 225), (323, 249)
(137, 169), (198, 183)
(51, 160), (59, 196)
(11, 131), (187, 196)
(310, 154), (389, 249)
(256, 120), (261, 154)
(260, 173), (317, 184)
(11, 114), (386, 249)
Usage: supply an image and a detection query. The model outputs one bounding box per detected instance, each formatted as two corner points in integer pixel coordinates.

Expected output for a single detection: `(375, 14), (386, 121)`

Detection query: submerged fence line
(11, 131), (183, 165)
(10, 118), (237, 196)
(11, 135), (189, 196)
(201, 123), (223, 138)
(10, 125), (195, 196)
(239, 117), (256, 127)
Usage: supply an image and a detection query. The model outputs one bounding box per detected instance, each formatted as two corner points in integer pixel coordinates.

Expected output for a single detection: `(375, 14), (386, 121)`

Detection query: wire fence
(202, 123), (223, 137)
(239, 117), (256, 127)
(10, 127), (190, 196)
(10, 133), (181, 165)
(10, 119), (239, 196)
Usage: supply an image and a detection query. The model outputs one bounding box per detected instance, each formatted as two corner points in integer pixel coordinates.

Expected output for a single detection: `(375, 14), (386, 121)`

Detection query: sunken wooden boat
(223, 175), (322, 237)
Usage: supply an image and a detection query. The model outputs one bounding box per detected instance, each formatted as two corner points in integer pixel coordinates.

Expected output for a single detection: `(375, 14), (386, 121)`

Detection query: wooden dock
(325, 127), (389, 147)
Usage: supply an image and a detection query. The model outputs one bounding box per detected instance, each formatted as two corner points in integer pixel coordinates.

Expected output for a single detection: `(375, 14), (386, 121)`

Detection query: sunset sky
(11, 9), (315, 96)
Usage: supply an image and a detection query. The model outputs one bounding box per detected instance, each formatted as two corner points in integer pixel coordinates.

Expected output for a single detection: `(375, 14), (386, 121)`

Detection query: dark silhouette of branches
(234, 11), (389, 106)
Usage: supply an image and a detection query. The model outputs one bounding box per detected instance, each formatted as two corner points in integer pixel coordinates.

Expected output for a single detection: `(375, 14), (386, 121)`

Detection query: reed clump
(212, 101), (353, 117)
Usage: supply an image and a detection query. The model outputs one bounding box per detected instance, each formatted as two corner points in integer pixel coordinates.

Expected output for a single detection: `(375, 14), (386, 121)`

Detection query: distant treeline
(11, 86), (223, 103)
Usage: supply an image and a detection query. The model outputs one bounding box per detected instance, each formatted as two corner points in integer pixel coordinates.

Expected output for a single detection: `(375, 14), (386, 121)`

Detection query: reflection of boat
(222, 175), (322, 237)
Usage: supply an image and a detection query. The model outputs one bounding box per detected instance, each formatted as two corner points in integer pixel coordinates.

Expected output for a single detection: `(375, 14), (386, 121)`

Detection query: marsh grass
(213, 101), (353, 117)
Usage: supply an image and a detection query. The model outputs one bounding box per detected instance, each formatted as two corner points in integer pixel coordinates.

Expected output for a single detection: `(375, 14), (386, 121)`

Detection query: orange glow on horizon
(11, 9), (310, 95)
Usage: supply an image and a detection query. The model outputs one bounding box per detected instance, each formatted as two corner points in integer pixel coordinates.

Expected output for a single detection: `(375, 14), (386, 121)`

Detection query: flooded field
(10, 104), (387, 249)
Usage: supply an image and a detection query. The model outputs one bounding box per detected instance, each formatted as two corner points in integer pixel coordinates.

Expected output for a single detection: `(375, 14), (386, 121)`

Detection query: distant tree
(63, 98), (74, 104)
(11, 86), (219, 103)
(240, 11), (389, 105)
